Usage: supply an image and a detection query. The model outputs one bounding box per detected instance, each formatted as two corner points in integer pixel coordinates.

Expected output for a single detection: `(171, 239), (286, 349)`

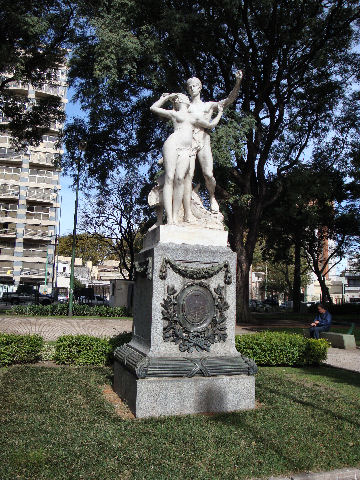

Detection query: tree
(262, 162), (360, 306)
(79, 173), (147, 280)
(252, 241), (310, 302)
(58, 233), (116, 265)
(0, 0), (77, 148)
(65, 0), (360, 320)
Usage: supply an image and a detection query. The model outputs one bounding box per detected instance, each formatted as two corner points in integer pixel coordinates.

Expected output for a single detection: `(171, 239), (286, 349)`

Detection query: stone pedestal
(113, 225), (257, 418)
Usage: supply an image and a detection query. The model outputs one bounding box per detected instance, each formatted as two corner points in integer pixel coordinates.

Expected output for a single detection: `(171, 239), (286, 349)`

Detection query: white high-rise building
(0, 67), (67, 294)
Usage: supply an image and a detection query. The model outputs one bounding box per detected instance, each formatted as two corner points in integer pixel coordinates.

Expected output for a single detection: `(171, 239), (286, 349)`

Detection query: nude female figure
(150, 92), (223, 224)
(185, 70), (243, 213)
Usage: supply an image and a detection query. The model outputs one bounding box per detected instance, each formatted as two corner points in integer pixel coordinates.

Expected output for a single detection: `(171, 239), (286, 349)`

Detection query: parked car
(263, 298), (279, 306)
(57, 294), (68, 303)
(1, 291), (53, 305)
(249, 299), (272, 312)
(78, 295), (109, 306)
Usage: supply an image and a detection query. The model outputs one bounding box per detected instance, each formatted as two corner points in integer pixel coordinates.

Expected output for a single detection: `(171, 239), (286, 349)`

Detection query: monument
(113, 71), (257, 418)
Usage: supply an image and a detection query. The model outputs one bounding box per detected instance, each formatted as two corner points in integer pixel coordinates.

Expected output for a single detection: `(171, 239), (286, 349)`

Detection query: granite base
(114, 360), (256, 418)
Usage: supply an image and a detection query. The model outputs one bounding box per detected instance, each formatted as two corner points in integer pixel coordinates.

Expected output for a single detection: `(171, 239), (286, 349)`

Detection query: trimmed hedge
(10, 303), (129, 317)
(0, 333), (44, 366)
(53, 332), (132, 366)
(235, 331), (329, 366)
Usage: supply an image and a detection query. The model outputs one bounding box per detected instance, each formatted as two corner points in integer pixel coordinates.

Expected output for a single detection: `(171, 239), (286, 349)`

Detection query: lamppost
(68, 141), (86, 317)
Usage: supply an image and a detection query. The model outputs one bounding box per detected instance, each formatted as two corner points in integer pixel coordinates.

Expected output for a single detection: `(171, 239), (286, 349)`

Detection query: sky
(59, 87), (85, 236)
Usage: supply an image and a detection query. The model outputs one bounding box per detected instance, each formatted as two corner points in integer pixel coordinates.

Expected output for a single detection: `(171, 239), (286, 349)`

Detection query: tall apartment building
(0, 68), (67, 295)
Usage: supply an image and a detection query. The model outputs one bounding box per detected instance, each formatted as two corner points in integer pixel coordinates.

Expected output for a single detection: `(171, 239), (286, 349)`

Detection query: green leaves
(235, 331), (329, 366)
(0, 333), (44, 366)
(54, 335), (111, 366)
(54, 332), (131, 366)
(10, 304), (128, 317)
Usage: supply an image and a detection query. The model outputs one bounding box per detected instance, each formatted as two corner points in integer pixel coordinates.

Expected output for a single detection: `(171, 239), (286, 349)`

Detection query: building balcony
(345, 286), (360, 292)
(0, 172), (21, 182)
(7, 81), (28, 93)
(0, 266), (13, 277)
(29, 153), (55, 168)
(22, 249), (48, 260)
(0, 152), (24, 164)
(20, 268), (47, 278)
(0, 226), (16, 238)
(0, 209), (17, 220)
(26, 211), (51, 222)
(0, 247), (14, 257)
(23, 227), (51, 240)
(26, 189), (56, 204)
(35, 84), (67, 98)
(0, 185), (20, 200)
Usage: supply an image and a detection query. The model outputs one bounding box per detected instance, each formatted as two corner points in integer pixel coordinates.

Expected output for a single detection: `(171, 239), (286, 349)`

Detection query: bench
(304, 329), (356, 349)
(332, 321), (355, 335)
(319, 332), (356, 349)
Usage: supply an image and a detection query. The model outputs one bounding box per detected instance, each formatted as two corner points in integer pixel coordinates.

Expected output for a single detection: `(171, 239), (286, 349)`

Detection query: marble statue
(185, 70), (243, 214)
(149, 70), (242, 228)
(150, 92), (223, 225)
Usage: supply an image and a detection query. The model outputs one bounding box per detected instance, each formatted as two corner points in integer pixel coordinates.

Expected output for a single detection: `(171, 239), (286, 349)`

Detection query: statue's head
(171, 93), (190, 110)
(186, 77), (202, 97)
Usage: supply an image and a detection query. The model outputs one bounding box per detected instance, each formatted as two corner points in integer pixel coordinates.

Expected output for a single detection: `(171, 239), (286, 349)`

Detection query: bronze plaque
(177, 284), (215, 332)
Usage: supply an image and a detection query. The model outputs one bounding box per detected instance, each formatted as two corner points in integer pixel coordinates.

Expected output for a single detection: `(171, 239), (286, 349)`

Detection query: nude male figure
(185, 70), (243, 214)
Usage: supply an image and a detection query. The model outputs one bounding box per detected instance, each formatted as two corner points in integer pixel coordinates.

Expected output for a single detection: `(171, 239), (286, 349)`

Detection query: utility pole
(265, 263), (268, 299)
(68, 141), (86, 317)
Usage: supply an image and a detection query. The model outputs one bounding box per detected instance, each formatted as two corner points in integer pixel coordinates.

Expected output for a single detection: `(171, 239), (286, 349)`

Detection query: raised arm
(150, 93), (176, 119)
(218, 70), (243, 109)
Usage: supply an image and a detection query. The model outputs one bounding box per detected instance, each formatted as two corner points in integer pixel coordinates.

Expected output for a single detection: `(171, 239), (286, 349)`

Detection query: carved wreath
(159, 257), (232, 284)
(162, 284), (229, 353)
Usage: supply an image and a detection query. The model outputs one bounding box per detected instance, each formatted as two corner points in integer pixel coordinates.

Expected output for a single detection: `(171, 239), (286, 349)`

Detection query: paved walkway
(0, 317), (359, 373)
(0, 316), (132, 340)
(325, 347), (360, 373)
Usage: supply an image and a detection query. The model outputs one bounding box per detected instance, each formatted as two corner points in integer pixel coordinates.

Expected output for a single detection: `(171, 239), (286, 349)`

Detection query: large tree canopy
(63, 0), (360, 319)
(0, 0), (77, 147)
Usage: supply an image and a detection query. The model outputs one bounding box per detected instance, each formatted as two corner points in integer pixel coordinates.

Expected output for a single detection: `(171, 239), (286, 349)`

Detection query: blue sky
(59, 87), (84, 236)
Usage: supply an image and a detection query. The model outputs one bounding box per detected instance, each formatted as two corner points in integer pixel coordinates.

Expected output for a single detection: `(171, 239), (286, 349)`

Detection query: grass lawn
(0, 366), (359, 480)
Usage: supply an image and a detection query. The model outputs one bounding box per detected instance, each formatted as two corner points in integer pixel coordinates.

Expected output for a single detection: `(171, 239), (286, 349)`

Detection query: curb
(269, 468), (360, 480)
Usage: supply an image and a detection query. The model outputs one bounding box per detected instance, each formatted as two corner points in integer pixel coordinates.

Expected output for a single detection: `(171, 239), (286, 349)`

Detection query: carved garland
(159, 258), (232, 285)
(162, 284), (229, 353)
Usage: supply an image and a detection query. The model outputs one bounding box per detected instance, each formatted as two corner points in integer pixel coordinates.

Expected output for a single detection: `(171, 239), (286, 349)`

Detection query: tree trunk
(318, 275), (333, 305)
(236, 255), (252, 323)
(292, 239), (301, 312)
(231, 209), (259, 324)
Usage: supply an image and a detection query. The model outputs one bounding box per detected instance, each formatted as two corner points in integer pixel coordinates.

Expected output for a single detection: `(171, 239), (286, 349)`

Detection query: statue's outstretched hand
(235, 70), (243, 81)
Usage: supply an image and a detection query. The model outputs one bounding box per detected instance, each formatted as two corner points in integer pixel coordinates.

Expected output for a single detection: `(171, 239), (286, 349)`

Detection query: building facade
(0, 68), (67, 295)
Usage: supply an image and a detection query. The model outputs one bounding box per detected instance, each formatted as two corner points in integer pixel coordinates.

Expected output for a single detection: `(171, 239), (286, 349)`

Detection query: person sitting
(309, 303), (332, 339)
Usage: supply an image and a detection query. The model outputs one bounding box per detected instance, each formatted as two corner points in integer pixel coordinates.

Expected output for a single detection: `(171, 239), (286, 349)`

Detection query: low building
(109, 279), (134, 311)
(304, 275), (345, 304)
(343, 268), (360, 303)
(55, 257), (127, 300)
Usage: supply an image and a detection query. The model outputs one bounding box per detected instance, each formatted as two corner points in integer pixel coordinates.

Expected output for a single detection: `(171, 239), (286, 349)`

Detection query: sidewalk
(0, 316), (132, 341)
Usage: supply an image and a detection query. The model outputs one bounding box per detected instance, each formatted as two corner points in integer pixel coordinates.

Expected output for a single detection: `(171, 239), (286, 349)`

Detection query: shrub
(0, 333), (44, 366)
(235, 331), (329, 366)
(53, 332), (132, 366)
(41, 343), (56, 361)
(10, 303), (128, 317)
(54, 335), (113, 366)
